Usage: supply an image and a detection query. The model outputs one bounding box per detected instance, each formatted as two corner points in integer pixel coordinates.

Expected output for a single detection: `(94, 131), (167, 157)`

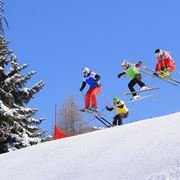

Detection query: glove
(79, 87), (83, 91)
(118, 72), (126, 78)
(117, 74), (123, 78)
(135, 61), (143, 68)
(153, 72), (158, 76)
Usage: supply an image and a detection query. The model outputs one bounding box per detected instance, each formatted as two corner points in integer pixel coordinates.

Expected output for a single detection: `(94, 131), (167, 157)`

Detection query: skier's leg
(117, 112), (129, 125)
(128, 79), (138, 96)
(120, 112), (129, 119)
(90, 86), (102, 109)
(85, 89), (93, 109)
(160, 67), (170, 78)
(116, 114), (122, 125)
(113, 115), (118, 126)
(135, 74), (146, 87)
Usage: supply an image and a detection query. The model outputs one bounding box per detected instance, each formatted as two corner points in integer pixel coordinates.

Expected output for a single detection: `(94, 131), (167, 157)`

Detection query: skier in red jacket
(154, 49), (175, 78)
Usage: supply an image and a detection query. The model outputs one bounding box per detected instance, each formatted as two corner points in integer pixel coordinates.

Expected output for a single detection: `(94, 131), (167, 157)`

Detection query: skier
(117, 60), (149, 101)
(154, 49), (175, 78)
(106, 96), (128, 126)
(80, 67), (101, 112)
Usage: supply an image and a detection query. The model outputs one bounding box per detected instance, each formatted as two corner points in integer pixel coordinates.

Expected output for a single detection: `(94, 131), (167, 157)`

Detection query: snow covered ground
(0, 112), (180, 180)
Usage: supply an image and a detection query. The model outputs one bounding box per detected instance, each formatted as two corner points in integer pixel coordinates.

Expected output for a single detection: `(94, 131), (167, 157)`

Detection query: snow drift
(0, 112), (180, 180)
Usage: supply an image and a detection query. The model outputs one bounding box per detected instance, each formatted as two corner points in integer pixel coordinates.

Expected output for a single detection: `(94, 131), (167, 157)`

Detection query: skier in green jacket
(118, 60), (149, 101)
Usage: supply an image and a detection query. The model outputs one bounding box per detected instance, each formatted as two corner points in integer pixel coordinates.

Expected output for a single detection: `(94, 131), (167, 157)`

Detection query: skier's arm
(95, 74), (101, 81)
(164, 52), (172, 61)
(106, 106), (114, 111)
(165, 54), (173, 69)
(80, 81), (86, 91)
(90, 72), (101, 85)
(155, 61), (161, 72)
(117, 72), (126, 78)
(135, 61), (143, 68)
(93, 74), (101, 84)
(117, 104), (124, 108)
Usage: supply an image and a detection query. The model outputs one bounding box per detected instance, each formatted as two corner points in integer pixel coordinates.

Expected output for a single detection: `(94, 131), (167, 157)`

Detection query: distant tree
(0, 1), (46, 153)
(58, 95), (84, 135)
(58, 95), (100, 135)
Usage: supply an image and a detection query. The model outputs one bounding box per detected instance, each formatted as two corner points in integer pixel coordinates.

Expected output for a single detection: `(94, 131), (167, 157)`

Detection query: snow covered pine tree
(0, 1), (46, 153)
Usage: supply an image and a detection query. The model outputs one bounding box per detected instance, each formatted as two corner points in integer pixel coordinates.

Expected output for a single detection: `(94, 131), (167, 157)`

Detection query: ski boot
(90, 107), (98, 113)
(140, 86), (149, 91)
(130, 94), (141, 101)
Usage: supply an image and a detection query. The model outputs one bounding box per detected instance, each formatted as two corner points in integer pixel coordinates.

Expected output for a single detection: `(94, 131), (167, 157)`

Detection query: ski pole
(101, 92), (111, 107)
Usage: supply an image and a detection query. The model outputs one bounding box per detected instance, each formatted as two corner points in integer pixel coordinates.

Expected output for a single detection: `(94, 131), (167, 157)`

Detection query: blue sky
(4, 0), (180, 134)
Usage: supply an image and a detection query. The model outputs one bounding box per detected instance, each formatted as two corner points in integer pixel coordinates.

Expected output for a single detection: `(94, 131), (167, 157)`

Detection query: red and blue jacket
(80, 71), (101, 91)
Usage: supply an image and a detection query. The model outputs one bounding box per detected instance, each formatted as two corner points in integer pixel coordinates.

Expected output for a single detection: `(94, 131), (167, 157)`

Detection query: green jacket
(125, 64), (140, 79)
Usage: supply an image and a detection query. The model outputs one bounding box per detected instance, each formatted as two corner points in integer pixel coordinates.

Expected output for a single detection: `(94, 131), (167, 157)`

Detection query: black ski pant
(113, 112), (129, 126)
(128, 74), (146, 96)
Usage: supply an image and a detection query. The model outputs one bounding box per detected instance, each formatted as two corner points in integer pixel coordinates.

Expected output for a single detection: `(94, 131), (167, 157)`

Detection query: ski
(128, 94), (153, 103)
(143, 66), (180, 84)
(139, 69), (178, 86)
(123, 87), (160, 96)
(79, 108), (113, 127)
(95, 115), (113, 127)
(93, 114), (113, 127)
(79, 108), (106, 118)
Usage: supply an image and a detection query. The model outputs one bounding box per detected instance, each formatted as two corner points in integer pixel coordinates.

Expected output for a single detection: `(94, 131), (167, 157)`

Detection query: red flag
(53, 125), (70, 140)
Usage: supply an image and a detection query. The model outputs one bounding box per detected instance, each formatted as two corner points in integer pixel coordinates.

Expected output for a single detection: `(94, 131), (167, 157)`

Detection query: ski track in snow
(0, 112), (180, 180)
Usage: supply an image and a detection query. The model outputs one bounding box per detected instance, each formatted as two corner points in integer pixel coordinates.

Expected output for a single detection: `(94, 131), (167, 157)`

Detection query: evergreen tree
(0, 1), (46, 153)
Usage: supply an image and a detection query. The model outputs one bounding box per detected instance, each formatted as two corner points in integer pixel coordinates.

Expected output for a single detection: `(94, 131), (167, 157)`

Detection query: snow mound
(0, 112), (180, 180)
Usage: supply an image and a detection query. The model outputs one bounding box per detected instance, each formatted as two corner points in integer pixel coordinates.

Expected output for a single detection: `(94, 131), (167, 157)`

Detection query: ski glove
(117, 72), (125, 78)
(106, 106), (114, 111)
(153, 72), (158, 76)
(135, 61), (143, 68)
(138, 60), (143, 65)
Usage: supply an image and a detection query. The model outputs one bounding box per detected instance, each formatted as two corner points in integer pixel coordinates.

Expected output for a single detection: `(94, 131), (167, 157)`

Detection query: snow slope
(0, 112), (180, 180)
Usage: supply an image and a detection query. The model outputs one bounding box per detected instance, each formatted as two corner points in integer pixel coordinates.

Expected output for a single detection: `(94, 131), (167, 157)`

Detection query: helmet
(155, 49), (162, 58)
(121, 60), (129, 67)
(155, 49), (161, 54)
(113, 96), (121, 103)
(82, 67), (90, 76)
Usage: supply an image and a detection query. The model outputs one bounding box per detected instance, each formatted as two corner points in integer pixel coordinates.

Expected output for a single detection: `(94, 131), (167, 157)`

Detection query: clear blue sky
(4, 0), (180, 134)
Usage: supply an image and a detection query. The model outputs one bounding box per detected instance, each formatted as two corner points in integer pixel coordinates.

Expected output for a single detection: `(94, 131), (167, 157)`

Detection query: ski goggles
(83, 71), (89, 76)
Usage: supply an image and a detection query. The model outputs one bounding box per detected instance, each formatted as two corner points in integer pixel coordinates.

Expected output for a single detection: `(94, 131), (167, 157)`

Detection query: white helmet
(82, 67), (90, 75)
(121, 60), (129, 67)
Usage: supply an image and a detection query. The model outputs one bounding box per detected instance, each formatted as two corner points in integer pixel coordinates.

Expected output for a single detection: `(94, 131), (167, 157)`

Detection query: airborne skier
(106, 96), (128, 126)
(154, 49), (175, 78)
(79, 67), (101, 112)
(118, 60), (149, 101)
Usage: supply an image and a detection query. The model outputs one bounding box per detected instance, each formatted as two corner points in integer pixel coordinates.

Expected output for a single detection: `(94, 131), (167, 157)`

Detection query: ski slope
(0, 112), (180, 180)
